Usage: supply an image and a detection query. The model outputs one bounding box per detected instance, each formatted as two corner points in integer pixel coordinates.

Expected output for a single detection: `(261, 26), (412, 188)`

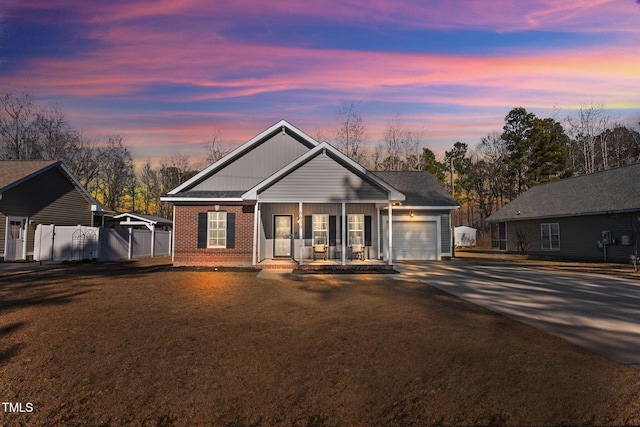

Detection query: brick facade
(173, 205), (254, 267)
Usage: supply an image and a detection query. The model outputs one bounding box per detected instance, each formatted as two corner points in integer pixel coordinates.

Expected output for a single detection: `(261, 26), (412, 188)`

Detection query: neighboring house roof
(373, 171), (459, 208)
(0, 160), (111, 213)
(487, 163), (640, 222)
(0, 160), (58, 193)
(113, 212), (173, 227)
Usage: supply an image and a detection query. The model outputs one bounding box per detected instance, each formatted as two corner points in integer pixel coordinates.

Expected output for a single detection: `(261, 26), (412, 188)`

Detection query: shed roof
(487, 163), (640, 222)
(113, 213), (173, 227)
(373, 171), (458, 208)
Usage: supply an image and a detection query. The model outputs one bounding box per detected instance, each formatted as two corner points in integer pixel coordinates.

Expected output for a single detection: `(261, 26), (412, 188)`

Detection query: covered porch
(251, 201), (398, 267)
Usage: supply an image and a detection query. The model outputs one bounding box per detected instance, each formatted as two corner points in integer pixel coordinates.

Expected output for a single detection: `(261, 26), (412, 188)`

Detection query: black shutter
(226, 212), (235, 248)
(304, 216), (312, 239)
(329, 216), (337, 246)
(197, 212), (208, 248)
(364, 215), (372, 246)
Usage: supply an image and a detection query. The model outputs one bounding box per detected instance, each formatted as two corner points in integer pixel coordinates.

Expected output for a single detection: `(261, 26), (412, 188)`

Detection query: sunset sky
(1, 0), (639, 163)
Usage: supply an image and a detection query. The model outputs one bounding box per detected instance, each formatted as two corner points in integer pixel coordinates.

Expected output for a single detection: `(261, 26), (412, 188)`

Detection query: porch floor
(258, 258), (391, 270)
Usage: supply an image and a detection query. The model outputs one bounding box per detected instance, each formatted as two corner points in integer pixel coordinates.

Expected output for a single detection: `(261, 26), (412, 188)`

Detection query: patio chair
(350, 244), (364, 260)
(313, 243), (327, 260)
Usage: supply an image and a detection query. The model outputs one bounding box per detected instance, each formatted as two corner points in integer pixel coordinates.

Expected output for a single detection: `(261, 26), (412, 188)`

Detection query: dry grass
(1, 258), (640, 426)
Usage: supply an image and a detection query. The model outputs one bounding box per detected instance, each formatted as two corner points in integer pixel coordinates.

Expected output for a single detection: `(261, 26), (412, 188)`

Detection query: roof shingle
(487, 164), (640, 222)
(373, 171), (458, 207)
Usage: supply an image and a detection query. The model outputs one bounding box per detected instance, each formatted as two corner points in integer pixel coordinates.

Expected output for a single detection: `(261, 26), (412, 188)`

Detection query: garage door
(392, 221), (437, 260)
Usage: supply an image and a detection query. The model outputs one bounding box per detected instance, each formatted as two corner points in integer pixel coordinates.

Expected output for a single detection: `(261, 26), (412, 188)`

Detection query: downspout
(252, 201), (259, 267)
(171, 205), (175, 263)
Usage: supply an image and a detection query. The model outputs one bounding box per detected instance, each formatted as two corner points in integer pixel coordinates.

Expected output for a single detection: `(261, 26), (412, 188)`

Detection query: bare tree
(0, 91), (36, 159)
(204, 129), (226, 166)
(334, 102), (367, 164)
(95, 136), (135, 211)
(138, 161), (161, 215)
(565, 103), (611, 174)
(64, 134), (101, 191)
(379, 113), (423, 171)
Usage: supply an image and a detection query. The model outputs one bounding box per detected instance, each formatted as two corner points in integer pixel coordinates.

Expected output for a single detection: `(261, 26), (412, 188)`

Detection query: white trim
(252, 201), (259, 266)
(160, 197), (244, 203)
(168, 120), (319, 195)
(254, 198), (392, 204)
(381, 205), (459, 211)
(388, 202), (393, 264)
(298, 202), (304, 265)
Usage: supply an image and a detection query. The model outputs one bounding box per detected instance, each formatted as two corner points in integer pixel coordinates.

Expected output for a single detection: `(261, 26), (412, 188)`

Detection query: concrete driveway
(395, 260), (640, 369)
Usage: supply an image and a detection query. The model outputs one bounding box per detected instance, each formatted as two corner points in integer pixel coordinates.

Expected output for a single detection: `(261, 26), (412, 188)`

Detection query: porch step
(294, 263), (395, 273)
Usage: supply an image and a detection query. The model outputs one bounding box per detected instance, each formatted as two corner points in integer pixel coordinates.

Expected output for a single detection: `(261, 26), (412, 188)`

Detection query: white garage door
(392, 221), (438, 260)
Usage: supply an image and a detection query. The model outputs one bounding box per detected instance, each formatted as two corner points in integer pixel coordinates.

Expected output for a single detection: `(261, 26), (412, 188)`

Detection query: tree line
(2, 91), (638, 226)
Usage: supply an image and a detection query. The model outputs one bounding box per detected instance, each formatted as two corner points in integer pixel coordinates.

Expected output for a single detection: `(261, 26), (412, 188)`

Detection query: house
(486, 164), (640, 262)
(161, 120), (458, 268)
(0, 160), (111, 261)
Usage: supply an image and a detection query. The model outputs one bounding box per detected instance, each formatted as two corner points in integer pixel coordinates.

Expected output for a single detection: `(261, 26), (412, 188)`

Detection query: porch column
(298, 202), (304, 265)
(388, 202), (393, 265)
(150, 224), (156, 258)
(252, 201), (259, 266)
(376, 206), (381, 260)
(341, 202), (346, 265)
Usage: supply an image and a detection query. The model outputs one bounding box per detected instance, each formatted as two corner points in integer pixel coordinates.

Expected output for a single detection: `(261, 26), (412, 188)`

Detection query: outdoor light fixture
(410, 210), (415, 217)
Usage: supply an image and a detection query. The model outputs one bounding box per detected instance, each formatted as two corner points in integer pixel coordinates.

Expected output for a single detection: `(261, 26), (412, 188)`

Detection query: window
(541, 223), (560, 250)
(348, 214), (364, 245)
(208, 211), (227, 248)
(312, 214), (328, 245)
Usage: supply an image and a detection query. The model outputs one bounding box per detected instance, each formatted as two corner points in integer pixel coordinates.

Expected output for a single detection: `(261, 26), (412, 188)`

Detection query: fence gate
(72, 228), (98, 260)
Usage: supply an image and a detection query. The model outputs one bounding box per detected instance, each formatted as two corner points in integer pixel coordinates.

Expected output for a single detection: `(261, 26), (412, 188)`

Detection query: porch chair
(350, 244), (364, 260)
(313, 238), (327, 260)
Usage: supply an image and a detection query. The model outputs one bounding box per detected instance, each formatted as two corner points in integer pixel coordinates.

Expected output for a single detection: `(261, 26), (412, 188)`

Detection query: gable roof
(0, 160), (110, 213)
(487, 163), (640, 222)
(167, 120), (318, 196)
(242, 142), (405, 202)
(373, 171), (458, 208)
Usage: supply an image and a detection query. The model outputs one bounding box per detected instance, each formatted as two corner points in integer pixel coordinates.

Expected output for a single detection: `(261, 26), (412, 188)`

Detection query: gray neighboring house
(0, 160), (110, 261)
(486, 164), (640, 262)
(161, 120), (458, 267)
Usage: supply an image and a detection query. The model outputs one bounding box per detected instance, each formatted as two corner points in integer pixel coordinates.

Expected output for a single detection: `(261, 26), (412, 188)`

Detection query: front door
(5, 217), (27, 261)
(273, 215), (292, 257)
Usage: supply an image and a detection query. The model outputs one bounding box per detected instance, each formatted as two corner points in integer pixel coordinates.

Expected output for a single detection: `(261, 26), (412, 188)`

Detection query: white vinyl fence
(34, 225), (172, 262)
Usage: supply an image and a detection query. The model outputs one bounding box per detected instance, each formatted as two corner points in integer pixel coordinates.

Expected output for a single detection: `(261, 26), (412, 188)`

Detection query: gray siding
(440, 212), (452, 255)
(259, 155), (388, 202)
(506, 213), (640, 262)
(0, 167), (93, 257)
(191, 133), (312, 192)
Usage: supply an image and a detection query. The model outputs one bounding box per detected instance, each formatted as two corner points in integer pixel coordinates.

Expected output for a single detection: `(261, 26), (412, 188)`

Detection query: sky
(1, 0), (639, 165)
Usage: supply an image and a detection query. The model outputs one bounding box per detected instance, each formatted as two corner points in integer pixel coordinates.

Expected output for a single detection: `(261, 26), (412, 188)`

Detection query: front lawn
(1, 259), (639, 426)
